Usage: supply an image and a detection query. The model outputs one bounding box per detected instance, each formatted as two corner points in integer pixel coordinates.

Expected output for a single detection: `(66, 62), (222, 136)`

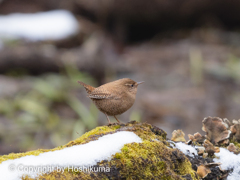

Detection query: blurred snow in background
(0, 10), (79, 43)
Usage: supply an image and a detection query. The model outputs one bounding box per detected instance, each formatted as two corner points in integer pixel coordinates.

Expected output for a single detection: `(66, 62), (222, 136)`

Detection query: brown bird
(78, 78), (144, 124)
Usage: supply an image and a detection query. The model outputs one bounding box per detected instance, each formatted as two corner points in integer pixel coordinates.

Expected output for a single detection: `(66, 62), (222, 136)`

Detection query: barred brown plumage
(78, 78), (144, 124)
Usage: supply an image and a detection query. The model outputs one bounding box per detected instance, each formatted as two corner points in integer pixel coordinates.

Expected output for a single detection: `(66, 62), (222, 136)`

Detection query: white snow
(0, 131), (142, 180)
(0, 10), (79, 41)
(214, 148), (240, 180)
(170, 141), (198, 157)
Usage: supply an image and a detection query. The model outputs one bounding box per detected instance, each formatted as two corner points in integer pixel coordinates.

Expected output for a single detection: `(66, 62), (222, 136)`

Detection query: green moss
(103, 140), (197, 180)
(22, 170), (105, 180)
(178, 160), (195, 176)
(230, 139), (240, 149)
(235, 143), (240, 149)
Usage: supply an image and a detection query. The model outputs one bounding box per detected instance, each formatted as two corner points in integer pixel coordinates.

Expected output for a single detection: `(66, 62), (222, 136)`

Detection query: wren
(78, 78), (144, 124)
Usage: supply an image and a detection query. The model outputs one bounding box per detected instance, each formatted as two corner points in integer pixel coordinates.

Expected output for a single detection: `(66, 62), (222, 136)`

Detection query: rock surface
(2, 119), (239, 179)
(1, 121), (198, 180)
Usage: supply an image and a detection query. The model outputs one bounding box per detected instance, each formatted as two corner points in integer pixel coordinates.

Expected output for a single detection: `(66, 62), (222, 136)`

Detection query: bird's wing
(88, 88), (118, 100)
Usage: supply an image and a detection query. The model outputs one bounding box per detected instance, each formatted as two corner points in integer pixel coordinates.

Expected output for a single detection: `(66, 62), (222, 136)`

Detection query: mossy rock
(1, 121), (198, 180)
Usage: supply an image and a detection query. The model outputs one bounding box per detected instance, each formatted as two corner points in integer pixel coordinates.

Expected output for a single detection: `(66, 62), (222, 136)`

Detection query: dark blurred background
(1, 0), (240, 155)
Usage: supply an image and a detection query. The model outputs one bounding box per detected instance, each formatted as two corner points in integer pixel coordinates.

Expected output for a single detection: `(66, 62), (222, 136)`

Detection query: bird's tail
(77, 81), (95, 94)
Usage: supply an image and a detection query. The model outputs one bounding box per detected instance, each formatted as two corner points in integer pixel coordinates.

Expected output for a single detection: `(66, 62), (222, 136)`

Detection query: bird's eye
(131, 84), (134, 87)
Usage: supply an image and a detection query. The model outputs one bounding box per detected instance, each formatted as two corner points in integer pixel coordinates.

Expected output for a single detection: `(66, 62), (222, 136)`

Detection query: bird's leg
(104, 113), (112, 124)
(114, 115), (120, 123)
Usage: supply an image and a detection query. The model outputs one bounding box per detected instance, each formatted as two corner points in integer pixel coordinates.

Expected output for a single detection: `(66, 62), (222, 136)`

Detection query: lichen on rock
(188, 132), (205, 145)
(202, 117), (231, 145)
(171, 129), (186, 142)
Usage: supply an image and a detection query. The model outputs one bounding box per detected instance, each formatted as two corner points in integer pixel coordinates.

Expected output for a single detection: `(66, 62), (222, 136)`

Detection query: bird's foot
(107, 122), (119, 126)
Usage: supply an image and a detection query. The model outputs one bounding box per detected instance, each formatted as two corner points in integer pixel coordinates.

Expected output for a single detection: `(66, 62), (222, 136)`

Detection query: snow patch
(0, 10), (79, 41)
(170, 141), (197, 157)
(0, 131), (142, 180)
(174, 142), (198, 157)
(214, 148), (240, 180)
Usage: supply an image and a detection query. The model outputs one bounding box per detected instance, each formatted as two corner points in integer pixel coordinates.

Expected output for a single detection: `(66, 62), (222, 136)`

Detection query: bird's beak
(137, 81), (144, 85)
